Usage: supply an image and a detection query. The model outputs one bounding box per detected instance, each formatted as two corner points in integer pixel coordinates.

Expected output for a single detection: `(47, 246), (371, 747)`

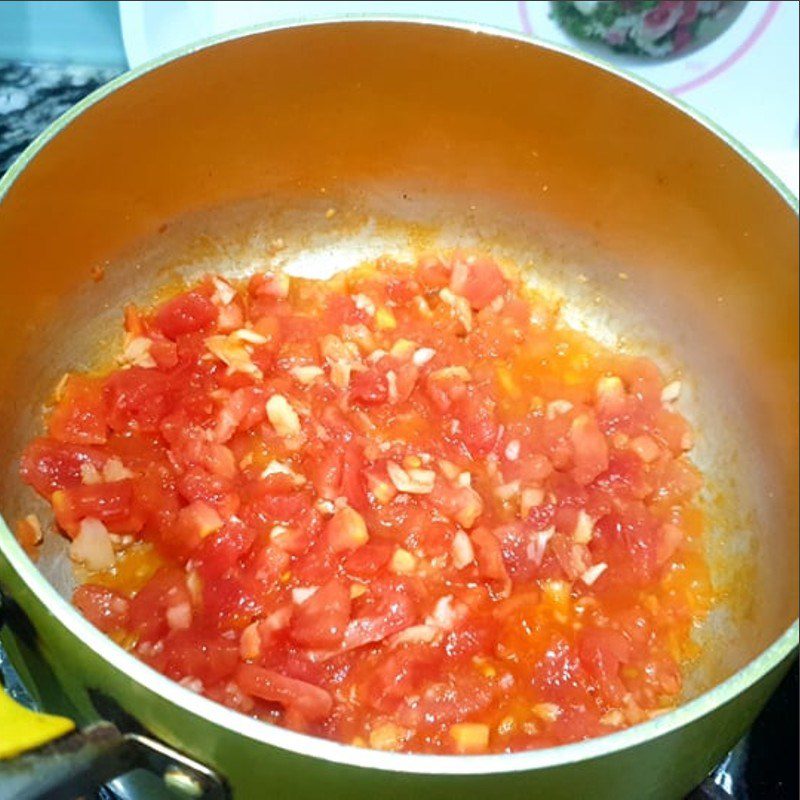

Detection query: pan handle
(0, 591), (228, 800)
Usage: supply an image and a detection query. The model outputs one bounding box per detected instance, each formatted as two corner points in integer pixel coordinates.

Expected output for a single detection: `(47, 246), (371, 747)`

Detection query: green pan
(0, 19), (797, 800)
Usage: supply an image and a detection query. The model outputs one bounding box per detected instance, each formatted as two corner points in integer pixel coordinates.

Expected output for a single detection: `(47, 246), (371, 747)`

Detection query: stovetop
(1, 59), (798, 800)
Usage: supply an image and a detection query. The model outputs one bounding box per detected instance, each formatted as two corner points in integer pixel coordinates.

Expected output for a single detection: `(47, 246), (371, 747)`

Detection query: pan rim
(0, 15), (797, 776)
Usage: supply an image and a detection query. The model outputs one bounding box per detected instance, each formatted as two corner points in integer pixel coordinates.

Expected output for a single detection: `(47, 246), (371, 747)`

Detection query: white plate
(118, 0), (798, 194)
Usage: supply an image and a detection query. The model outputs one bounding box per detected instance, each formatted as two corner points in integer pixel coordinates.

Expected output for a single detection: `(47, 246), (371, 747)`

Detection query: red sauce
(20, 255), (712, 754)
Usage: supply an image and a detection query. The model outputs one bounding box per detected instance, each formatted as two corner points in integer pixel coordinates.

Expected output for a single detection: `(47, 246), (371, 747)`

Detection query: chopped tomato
(20, 438), (106, 496)
(235, 663), (333, 722)
(105, 368), (173, 433)
(340, 588), (417, 653)
(291, 580), (351, 648)
(128, 567), (191, 642)
(449, 257), (508, 310)
(159, 630), (239, 684)
(21, 255), (710, 754)
(155, 291), (217, 340)
(73, 584), (130, 633)
(48, 376), (108, 444)
(52, 480), (140, 537)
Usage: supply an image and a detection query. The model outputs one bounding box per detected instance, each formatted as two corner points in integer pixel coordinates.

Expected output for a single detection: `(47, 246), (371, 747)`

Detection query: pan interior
(0, 187), (790, 700)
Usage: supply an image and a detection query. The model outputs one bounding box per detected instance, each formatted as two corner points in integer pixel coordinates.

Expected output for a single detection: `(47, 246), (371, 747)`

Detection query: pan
(0, 19), (797, 800)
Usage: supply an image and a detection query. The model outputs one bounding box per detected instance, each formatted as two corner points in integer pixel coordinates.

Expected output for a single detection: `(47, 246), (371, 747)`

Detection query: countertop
(0, 60), (121, 173)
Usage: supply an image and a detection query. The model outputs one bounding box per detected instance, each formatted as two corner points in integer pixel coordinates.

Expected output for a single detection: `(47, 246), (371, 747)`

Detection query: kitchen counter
(0, 60), (121, 173)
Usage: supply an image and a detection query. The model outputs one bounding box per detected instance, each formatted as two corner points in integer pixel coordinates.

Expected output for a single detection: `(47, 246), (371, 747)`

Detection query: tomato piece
(444, 618), (497, 659)
(131, 463), (180, 534)
(203, 574), (267, 631)
(309, 443), (366, 510)
(52, 480), (140, 537)
(471, 527), (510, 595)
(48, 376), (108, 445)
(73, 584), (130, 633)
(236, 664), (333, 723)
(340, 589), (417, 653)
(428, 482), (483, 529)
(20, 437), (106, 497)
(449, 257), (508, 310)
(248, 273), (289, 300)
(570, 414), (609, 486)
(105, 368), (173, 433)
(291, 580), (351, 648)
(155, 291), (217, 340)
(396, 669), (494, 727)
(213, 387), (266, 442)
(592, 506), (660, 586)
(350, 370), (388, 405)
(128, 568), (190, 642)
(177, 466), (239, 519)
(341, 541), (394, 580)
(579, 627), (631, 705)
(194, 518), (257, 581)
(453, 391), (497, 457)
(161, 630), (239, 684)
(365, 646), (442, 711)
(417, 255), (451, 290)
(593, 451), (651, 500)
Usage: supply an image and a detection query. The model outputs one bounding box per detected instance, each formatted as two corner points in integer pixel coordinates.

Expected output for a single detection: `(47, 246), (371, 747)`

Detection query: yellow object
(375, 307), (397, 330)
(449, 722), (490, 753)
(0, 686), (74, 759)
(496, 365), (521, 399)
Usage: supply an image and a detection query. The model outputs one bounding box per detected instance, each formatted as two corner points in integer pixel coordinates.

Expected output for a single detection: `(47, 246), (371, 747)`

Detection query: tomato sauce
(19, 255), (712, 754)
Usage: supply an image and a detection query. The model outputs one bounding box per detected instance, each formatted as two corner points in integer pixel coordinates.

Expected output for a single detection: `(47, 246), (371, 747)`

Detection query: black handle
(1, 723), (137, 800)
(0, 722), (228, 800)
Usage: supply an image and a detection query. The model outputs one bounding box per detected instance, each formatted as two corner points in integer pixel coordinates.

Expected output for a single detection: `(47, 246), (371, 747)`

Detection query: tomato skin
(48, 376), (108, 444)
(155, 291), (217, 340)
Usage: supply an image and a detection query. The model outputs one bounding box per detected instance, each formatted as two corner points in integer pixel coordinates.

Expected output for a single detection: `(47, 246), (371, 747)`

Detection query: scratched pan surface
(0, 20), (797, 800)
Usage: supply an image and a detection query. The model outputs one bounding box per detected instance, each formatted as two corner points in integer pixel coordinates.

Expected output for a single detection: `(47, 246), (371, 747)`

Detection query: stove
(1, 59), (798, 800)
